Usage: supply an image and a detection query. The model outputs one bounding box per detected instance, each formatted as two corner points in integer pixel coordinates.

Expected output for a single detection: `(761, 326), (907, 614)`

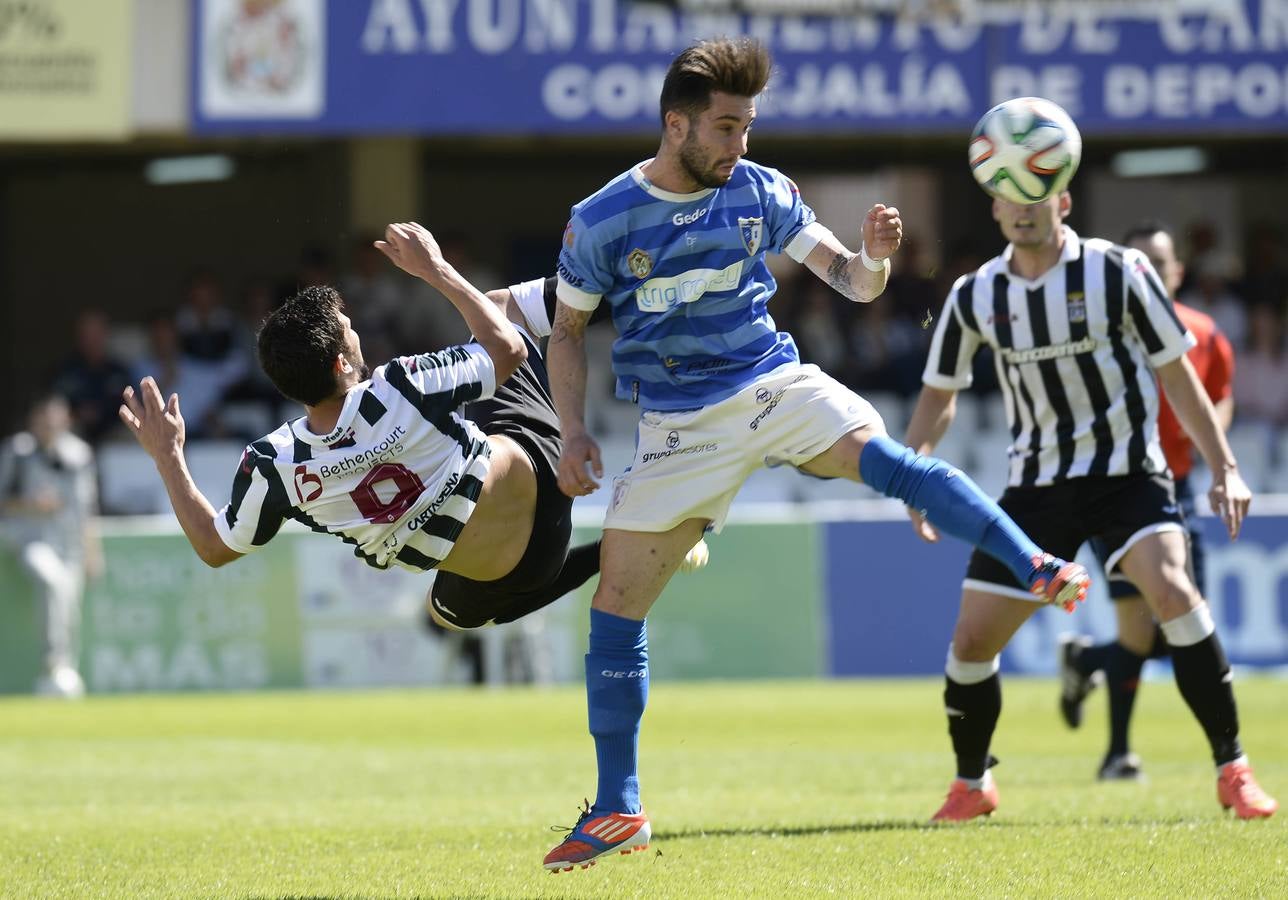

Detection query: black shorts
(1090, 475), (1203, 600)
(429, 329), (579, 629)
(964, 473), (1187, 599)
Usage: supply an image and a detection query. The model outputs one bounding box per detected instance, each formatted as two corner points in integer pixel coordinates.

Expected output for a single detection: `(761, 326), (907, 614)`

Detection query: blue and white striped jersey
(556, 159), (830, 411)
(213, 344), (497, 572)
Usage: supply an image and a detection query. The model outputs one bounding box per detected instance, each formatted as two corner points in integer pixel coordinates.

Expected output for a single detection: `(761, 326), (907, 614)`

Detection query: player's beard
(679, 132), (733, 189)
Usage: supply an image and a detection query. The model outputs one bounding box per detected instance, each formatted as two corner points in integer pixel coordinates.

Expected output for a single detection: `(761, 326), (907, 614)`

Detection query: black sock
(1075, 641), (1113, 678)
(1169, 633), (1242, 766)
(1146, 625), (1169, 659)
(546, 540), (603, 598)
(1103, 642), (1147, 758)
(944, 674), (1002, 779)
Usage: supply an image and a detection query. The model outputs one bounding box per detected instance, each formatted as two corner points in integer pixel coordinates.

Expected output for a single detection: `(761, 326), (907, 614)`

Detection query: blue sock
(586, 608), (648, 815)
(859, 434), (1042, 587)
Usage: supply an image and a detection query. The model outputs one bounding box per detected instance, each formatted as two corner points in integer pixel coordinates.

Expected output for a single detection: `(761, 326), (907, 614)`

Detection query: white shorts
(604, 363), (883, 533)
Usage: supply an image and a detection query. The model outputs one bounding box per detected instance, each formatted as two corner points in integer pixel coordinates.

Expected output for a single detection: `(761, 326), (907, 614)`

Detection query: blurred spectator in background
(1180, 256), (1247, 352)
(296, 243), (337, 290)
(1240, 224), (1288, 314)
(0, 395), (102, 698)
(220, 280), (292, 436)
(53, 310), (132, 445)
(400, 232), (496, 352)
(791, 278), (850, 379)
(884, 235), (939, 327)
(173, 270), (251, 431)
(133, 314), (228, 440)
(848, 296), (928, 395)
(176, 269), (240, 365)
(340, 236), (404, 367)
(1234, 304), (1288, 428)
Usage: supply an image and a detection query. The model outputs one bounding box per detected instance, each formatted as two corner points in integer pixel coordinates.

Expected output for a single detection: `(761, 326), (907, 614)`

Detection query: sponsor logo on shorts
(406, 472), (461, 531)
(641, 440), (719, 465)
(748, 375), (808, 431)
(755, 388), (771, 403)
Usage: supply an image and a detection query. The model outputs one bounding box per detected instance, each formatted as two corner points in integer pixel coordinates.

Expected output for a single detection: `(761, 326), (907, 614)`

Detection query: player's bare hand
(557, 431), (603, 497)
(862, 204), (902, 261)
(1209, 467), (1251, 540)
(118, 377), (186, 461)
(374, 222), (448, 283)
(906, 506), (939, 543)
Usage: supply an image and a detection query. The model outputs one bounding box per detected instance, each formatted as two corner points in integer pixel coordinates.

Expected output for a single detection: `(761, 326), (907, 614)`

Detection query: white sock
(1218, 754), (1249, 775)
(958, 770), (994, 791)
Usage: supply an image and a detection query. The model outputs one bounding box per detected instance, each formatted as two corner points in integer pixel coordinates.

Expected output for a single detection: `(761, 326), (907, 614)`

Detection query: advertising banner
(0, 508), (1282, 692)
(825, 510), (1288, 677)
(0, 0), (133, 139)
(193, 0), (1288, 135)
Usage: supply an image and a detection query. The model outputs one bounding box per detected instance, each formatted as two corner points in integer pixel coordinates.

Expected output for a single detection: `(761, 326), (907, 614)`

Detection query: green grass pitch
(2, 678), (1284, 898)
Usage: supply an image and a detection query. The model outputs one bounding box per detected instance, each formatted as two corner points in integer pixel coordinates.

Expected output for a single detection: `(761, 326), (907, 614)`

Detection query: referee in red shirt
(1060, 221), (1236, 782)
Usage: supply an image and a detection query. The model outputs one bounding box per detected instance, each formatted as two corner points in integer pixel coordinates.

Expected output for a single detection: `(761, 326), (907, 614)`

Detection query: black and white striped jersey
(923, 227), (1196, 489)
(213, 343), (497, 572)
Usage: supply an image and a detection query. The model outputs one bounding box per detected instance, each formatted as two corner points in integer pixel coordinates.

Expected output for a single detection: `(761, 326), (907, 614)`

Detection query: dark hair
(1121, 220), (1172, 246)
(256, 285), (347, 406)
(659, 37), (771, 124)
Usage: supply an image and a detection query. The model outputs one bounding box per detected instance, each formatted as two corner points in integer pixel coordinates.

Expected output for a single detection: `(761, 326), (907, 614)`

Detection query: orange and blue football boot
(1029, 553), (1090, 612)
(543, 800), (652, 872)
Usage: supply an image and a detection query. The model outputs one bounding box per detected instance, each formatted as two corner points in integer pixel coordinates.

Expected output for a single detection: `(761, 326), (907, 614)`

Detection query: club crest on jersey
(627, 248), (653, 279)
(738, 217), (763, 256)
(1067, 291), (1086, 323)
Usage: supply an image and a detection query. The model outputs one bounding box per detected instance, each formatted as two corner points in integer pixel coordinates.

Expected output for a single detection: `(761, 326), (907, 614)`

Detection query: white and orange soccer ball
(968, 97), (1082, 204)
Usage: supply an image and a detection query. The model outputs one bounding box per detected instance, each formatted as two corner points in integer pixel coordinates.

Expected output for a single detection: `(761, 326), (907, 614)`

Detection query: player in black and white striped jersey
(119, 223), (701, 632)
(906, 190), (1276, 821)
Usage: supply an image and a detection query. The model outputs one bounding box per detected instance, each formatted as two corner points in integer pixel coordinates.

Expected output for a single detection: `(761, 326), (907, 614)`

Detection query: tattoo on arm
(826, 252), (859, 302)
(550, 303), (593, 345)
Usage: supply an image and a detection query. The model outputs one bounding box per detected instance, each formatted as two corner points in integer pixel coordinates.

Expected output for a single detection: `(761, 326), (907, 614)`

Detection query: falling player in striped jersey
(910, 186), (1276, 820)
(543, 38), (1091, 872)
(118, 222), (704, 633)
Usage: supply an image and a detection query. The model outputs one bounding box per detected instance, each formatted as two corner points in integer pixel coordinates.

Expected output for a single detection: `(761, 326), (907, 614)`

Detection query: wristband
(860, 245), (889, 273)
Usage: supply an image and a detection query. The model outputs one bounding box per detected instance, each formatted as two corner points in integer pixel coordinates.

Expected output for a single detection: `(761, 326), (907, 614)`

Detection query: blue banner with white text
(192, 0), (1288, 135)
(825, 512), (1288, 676)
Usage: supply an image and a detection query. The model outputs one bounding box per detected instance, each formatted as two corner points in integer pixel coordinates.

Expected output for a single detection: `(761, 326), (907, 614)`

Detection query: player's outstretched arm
(900, 385), (959, 543)
(118, 377), (242, 568)
(376, 222), (527, 383)
(803, 204), (902, 303)
(548, 301), (602, 497)
(1156, 356), (1250, 539)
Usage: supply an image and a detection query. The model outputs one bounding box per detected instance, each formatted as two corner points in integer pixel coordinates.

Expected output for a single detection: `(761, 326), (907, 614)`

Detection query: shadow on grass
(654, 813), (1210, 842)
(653, 819), (953, 840)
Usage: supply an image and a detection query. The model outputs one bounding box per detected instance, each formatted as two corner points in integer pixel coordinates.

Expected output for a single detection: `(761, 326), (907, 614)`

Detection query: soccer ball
(968, 97), (1082, 204)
